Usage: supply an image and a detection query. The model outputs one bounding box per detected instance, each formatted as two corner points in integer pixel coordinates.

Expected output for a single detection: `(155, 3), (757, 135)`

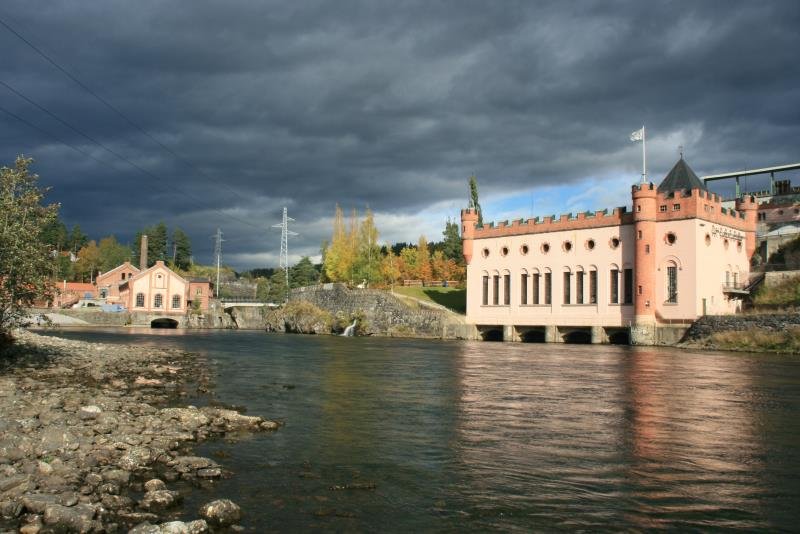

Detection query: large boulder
(198, 499), (241, 527)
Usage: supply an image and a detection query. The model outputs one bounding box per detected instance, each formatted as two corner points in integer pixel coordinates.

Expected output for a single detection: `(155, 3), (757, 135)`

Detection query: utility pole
(272, 207), (298, 304)
(212, 228), (223, 297)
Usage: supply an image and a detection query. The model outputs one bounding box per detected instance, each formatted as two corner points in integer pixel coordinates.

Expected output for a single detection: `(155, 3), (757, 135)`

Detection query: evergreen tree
(68, 224), (88, 253)
(268, 268), (288, 303)
(171, 228), (192, 270)
(150, 222), (168, 264)
(255, 277), (270, 301)
(442, 219), (462, 262)
(40, 217), (68, 250)
(469, 175), (483, 226)
(290, 256), (319, 288)
(0, 156), (59, 342)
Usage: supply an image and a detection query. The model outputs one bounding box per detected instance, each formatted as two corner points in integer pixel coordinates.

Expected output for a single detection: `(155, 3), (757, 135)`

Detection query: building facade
(95, 261), (140, 303)
(461, 159), (757, 345)
(118, 260), (211, 314)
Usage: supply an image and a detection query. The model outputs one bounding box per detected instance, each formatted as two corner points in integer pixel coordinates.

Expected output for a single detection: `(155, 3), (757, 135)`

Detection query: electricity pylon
(272, 207), (298, 303)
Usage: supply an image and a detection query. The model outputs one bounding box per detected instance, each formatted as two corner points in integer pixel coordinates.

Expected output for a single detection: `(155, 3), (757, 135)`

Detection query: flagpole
(642, 125), (647, 183)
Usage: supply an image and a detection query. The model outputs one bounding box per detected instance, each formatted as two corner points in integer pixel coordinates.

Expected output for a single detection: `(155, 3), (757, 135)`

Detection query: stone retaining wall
(682, 313), (800, 341)
(290, 284), (471, 338)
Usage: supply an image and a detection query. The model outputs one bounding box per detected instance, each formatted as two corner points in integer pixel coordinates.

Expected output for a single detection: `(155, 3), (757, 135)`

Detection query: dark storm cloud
(1, 1), (798, 267)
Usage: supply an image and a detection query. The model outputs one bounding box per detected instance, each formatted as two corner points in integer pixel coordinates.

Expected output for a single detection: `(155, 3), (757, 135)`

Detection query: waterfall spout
(341, 319), (357, 337)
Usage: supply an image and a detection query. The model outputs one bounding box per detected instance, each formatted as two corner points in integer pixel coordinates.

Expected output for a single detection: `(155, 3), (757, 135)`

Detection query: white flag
(630, 127), (644, 142)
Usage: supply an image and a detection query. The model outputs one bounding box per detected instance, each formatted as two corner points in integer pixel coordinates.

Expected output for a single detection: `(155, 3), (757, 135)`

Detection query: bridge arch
(150, 317), (179, 329)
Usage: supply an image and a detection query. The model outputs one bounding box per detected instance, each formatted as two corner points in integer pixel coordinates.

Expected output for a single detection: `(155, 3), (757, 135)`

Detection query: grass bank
(392, 286), (466, 314)
(707, 327), (800, 354)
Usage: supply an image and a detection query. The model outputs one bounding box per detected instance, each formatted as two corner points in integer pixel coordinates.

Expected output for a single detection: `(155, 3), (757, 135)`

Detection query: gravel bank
(0, 330), (279, 533)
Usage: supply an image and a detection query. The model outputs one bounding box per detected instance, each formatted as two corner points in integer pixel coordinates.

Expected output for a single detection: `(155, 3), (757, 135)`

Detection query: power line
(0, 79), (262, 230)
(0, 13), (251, 204)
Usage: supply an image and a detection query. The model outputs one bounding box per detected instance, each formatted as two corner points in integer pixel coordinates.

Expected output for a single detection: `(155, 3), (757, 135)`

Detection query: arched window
(520, 269), (528, 305)
(172, 294), (181, 309)
(666, 262), (678, 303)
(136, 293), (145, 307)
(154, 294), (163, 308)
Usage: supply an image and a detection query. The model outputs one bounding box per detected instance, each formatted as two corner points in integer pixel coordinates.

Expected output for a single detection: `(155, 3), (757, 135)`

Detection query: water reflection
(38, 329), (800, 531)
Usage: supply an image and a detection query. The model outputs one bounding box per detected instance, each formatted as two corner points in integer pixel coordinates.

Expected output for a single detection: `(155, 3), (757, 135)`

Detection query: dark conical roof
(657, 158), (707, 194)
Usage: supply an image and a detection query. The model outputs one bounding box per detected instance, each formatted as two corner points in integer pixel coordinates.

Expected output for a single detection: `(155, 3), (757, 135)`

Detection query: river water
(42, 328), (800, 531)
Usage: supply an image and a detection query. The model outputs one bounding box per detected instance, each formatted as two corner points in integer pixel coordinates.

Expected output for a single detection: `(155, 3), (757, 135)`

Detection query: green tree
(151, 222), (168, 264)
(97, 235), (131, 273)
(255, 277), (270, 301)
(41, 217), (68, 250)
(268, 268), (288, 303)
(132, 222), (168, 268)
(290, 256), (319, 288)
(441, 218), (462, 262)
(0, 157), (58, 343)
(67, 224), (88, 253)
(469, 175), (483, 226)
(171, 228), (192, 270)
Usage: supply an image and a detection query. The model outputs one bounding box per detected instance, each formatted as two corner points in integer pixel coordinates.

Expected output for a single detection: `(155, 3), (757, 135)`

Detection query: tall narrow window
(482, 275), (489, 305)
(610, 269), (619, 304)
(533, 273), (540, 305)
(563, 272), (571, 304)
(589, 270), (597, 304)
(576, 271), (584, 304)
(136, 293), (144, 307)
(172, 294), (181, 309)
(544, 272), (552, 305)
(503, 274), (511, 305)
(667, 265), (678, 303)
(623, 269), (633, 304)
(493, 275), (500, 305)
(520, 274), (528, 305)
(154, 294), (163, 308)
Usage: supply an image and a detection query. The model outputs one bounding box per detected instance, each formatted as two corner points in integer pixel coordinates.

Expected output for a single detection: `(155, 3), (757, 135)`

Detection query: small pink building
(461, 158), (757, 345)
(96, 261), (140, 304)
(117, 261), (212, 314)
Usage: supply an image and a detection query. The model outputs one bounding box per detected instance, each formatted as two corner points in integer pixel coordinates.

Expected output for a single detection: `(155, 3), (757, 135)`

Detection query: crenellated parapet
(470, 206), (632, 239)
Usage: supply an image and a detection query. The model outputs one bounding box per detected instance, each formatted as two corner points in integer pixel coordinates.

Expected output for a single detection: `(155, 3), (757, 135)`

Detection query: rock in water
(199, 499), (242, 527)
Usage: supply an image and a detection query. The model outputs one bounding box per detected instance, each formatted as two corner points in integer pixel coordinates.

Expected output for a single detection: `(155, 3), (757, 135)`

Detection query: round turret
(460, 208), (479, 264)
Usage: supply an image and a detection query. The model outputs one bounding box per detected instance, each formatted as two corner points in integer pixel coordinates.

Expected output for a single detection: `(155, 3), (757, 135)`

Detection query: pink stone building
(461, 158), (758, 345)
(117, 260), (212, 313)
(95, 261), (140, 304)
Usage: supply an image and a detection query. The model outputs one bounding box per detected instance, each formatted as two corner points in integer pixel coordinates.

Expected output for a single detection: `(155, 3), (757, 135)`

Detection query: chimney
(140, 235), (148, 270)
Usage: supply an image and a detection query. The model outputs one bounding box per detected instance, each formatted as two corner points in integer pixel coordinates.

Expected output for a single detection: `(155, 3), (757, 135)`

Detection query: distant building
(117, 260), (212, 313)
(709, 165), (800, 264)
(51, 282), (96, 308)
(95, 261), (140, 304)
(461, 158), (757, 345)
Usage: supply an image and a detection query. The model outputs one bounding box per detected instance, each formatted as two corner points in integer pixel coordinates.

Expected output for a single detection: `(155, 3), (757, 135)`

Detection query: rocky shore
(0, 330), (279, 533)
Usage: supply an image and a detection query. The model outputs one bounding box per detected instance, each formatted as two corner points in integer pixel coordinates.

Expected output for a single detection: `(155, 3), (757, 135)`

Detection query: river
(41, 328), (800, 531)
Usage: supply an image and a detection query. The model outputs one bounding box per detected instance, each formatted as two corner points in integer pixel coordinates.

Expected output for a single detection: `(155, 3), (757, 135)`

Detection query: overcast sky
(1, 1), (798, 269)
